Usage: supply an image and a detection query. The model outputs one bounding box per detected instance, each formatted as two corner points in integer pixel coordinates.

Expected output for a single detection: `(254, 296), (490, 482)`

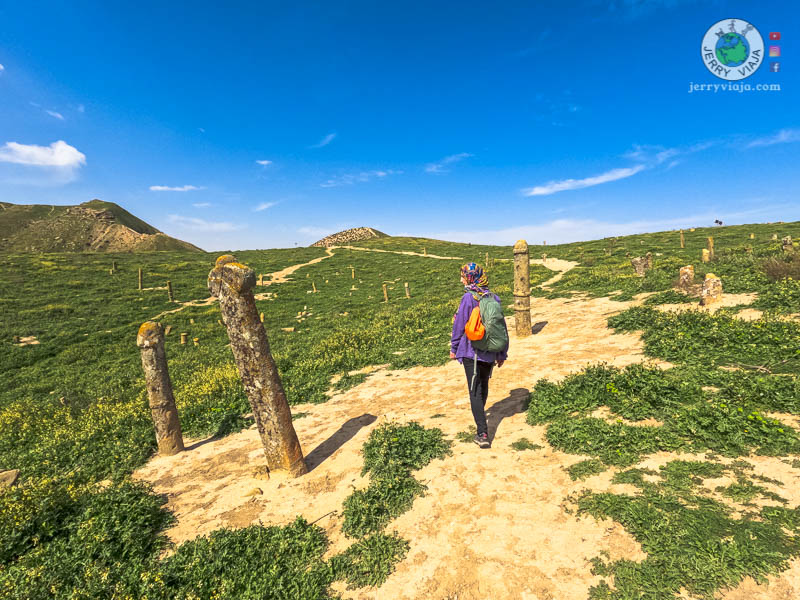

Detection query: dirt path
(148, 248), (335, 321)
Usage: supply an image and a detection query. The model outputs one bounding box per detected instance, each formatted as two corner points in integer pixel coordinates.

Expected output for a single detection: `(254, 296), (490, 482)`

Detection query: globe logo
(702, 19), (764, 81)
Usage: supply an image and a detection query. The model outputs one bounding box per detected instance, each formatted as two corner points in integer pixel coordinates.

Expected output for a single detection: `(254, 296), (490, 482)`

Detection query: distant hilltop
(311, 227), (389, 247)
(0, 199), (203, 253)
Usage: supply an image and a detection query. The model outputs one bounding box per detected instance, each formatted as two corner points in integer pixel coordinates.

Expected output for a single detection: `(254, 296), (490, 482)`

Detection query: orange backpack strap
(464, 306), (485, 341)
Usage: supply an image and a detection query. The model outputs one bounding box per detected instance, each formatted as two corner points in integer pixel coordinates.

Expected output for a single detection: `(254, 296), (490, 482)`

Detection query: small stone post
(208, 255), (307, 477)
(680, 230), (685, 249)
(513, 240), (531, 338)
(644, 252), (653, 270)
(543, 240), (547, 246)
(350, 266), (355, 279)
(701, 249), (710, 263)
(782, 236), (794, 254)
(167, 280), (174, 302)
(423, 247), (427, 256)
(678, 265), (694, 291)
(136, 322), (184, 455)
(180, 332), (187, 344)
(749, 233), (755, 240)
(112, 260), (118, 272)
(772, 234), (778, 241)
(542, 253), (547, 263)
(138, 268), (143, 290)
(700, 273), (723, 306)
(630, 256), (647, 277)
(382, 283), (388, 302)
(312, 281), (317, 293)
(404, 282), (410, 298)
(485, 252), (489, 267)
(707, 236), (714, 260)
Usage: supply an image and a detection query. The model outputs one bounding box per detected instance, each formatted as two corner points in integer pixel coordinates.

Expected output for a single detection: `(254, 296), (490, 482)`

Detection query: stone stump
(707, 236), (715, 260)
(513, 240), (531, 337)
(137, 322), (185, 455)
(680, 230), (684, 249)
(701, 249), (710, 263)
(678, 265), (694, 291)
(630, 256), (648, 277)
(700, 273), (723, 306)
(645, 252), (653, 270)
(783, 236), (794, 254)
(208, 255), (307, 477)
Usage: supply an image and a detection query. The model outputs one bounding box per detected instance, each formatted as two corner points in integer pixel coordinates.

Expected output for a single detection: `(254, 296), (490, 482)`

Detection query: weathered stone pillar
(772, 234), (778, 241)
(208, 255), (307, 477)
(644, 252), (653, 270)
(404, 282), (410, 298)
(749, 233), (755, 239)
(700, 273), (723, 306)
(137, 322), (184, 456)
(707, 236), (715, 260)
(680, 230), (684, 249)
(701, 249), (710, 263)
(783, 236), (794, 253)
(167, 280), (175, 302)
(138, 268), (143, 290)
(513, 240), (531, 338)
(631, 256), (647, 277)
(382, 283), (388, 302)
(678, 265), (694, 291)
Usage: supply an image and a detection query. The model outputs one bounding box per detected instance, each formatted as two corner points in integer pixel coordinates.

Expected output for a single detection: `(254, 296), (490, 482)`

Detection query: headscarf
(460, 262), (489, 299)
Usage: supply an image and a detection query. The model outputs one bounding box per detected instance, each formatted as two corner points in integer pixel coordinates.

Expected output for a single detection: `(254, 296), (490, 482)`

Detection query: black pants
(463, 358), (493, 436)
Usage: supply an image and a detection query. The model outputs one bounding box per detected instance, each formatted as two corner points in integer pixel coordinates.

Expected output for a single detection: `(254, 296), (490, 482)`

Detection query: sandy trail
(134, 250), (800, 599)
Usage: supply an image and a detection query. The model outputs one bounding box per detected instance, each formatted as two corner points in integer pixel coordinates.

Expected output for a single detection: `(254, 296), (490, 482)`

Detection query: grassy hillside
(1, 221), (800, 598)
(0, 200), (202, 252)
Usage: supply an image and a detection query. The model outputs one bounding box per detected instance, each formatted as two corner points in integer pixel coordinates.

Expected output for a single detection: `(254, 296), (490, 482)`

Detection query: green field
(2, 222), (800, 599)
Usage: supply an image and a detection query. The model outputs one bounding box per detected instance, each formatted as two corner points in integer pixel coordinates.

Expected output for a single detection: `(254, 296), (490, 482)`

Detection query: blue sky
(0, 0), (797, 250)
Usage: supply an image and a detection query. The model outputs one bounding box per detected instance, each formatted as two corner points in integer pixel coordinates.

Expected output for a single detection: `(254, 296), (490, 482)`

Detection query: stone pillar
(701, 249), (710, 263)
(680, 230), (684, 249)
(707, 236), (714, 260)
(136, 322), (184, 456)
(167, 280), (175, 302)
(180, 332), (187, 344)
(644, 252), (653, 270)
(350, 266), (355, 279)
(749, 233), (755, 239)
(382, 283), (388, 302)
(513, 240), (531, 338)
(631, 256), (647, 277)
(138, 268), (143, 290)
(404, 282), (410, 298)
(700, 273), (723, 306)
(678, 265), (694, 291)
(208, 255), (307, 477)
(782, 236), (794, 254)
(772, 234), (778, 241)
(542, 253), (547, 263)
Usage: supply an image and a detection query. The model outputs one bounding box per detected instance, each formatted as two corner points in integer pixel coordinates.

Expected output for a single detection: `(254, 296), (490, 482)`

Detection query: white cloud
(167, 214), (244, 232)
(523, 165), (645, 196)
(149, 184), (205, 192)
(320, 169), (401, 188)
(254, 201), (277, 211)
(425, 152), (473, 174)
(45, 110), (65, 121)
(0, 64), (4, 73)
(0, 140), (86, 168)
(193, 202), (211, 208)
(256, 159), (273, 166)
(309, 133), (336, 148)
(746, 128), (800, 148)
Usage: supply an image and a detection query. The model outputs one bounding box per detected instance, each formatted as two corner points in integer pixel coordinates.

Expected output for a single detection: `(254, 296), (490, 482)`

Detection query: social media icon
(769, 32), (781, 40)
(769, 46), (781, 57)
(771, 62), (780, 73)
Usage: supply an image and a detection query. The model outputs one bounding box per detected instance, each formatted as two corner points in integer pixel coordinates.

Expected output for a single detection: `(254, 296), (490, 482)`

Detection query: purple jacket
(450, 291), (509, 364)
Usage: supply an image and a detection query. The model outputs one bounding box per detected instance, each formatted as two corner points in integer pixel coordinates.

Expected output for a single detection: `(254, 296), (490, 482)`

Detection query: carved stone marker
(208, 255), (307, 477)
(680, 230), (684, 249)
(513, 240), (531, 338)
(167, 280), (175, 302)
(180, 332), (187, 344)
(783, 236), (794, 254)
(701, 249), (710, 263)
(678, 265), (694, 291)
(707, 236), (715, 260)
(382, 283), (388, 302)
(405, 282), (410, 298)
(630, 256), (648, 277)
(700, 273), (723, 306)
(542, 253), (547, 263)
(136, 322), (184, 456)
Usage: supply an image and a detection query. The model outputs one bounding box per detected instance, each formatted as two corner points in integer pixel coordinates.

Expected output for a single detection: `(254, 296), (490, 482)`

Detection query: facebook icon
(771, 62), (780, 73)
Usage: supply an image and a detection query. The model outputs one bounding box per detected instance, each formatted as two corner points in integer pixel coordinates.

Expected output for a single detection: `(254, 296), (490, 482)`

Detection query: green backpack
(471, 293), (508, 353)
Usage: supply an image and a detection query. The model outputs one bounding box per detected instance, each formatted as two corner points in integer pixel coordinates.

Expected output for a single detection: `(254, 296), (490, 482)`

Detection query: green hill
(0, 199), (203, 252)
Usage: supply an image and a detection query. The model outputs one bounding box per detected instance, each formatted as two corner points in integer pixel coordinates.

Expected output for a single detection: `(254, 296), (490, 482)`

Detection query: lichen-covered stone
(700, 273), (723, 306)
(208, 256), (307, 477)
(513, 239), (531, 337)
(678, 265), (694, 291)
(783, 236), (794, 254)
(630, 256), (648, 277)
(701, 249), (710, 263)
(136, 321), (184, 456)
(0, 469), (19, 488)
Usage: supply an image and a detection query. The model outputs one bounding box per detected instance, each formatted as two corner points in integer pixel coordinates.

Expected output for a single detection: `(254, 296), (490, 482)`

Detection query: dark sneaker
(473, 433), (490, 449)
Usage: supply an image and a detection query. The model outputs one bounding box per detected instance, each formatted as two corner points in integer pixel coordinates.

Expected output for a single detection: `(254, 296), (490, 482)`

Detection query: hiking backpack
(465, 294), (508, 353)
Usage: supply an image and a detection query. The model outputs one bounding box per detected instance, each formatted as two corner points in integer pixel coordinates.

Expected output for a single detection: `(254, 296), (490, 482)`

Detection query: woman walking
(450, 262), (509, 448)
